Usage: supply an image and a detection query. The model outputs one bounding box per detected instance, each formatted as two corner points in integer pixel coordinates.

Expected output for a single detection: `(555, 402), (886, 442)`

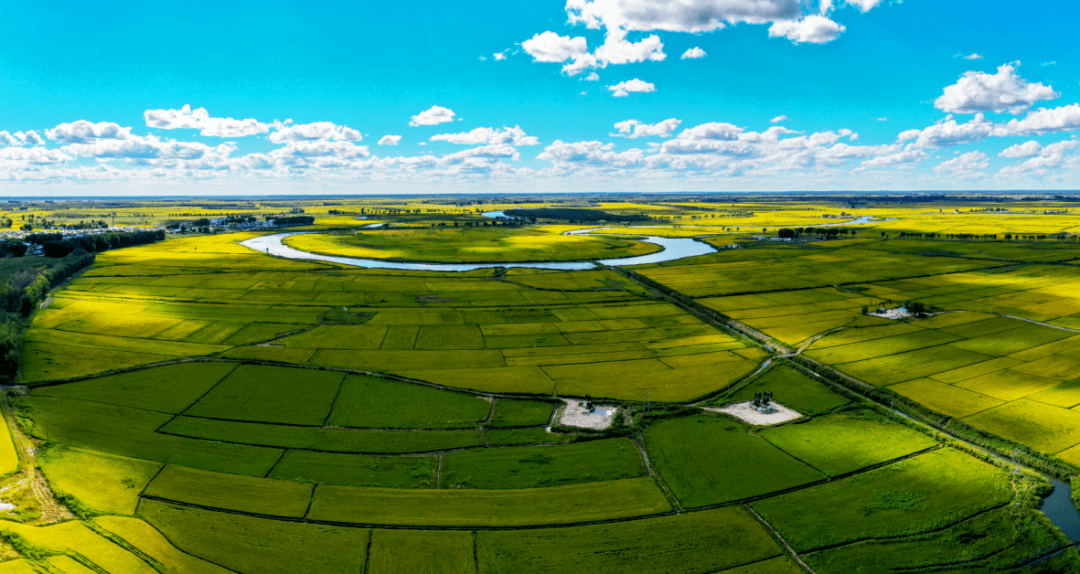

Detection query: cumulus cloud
(565, 0), (804, 34)
(430, 126), (539, 146)
(583, 72), (600, 81)
(771, 115), (788, 123)
(934, 151), (989, 172)
(594, 31), (666, 66)
(961, 53), (984, 60)
(999, 141), (1041, 158)
(860, 149), (927, 168)
(409, 106), (457, 127)
(768, 15), (845, 44)
(612, 118), (681, 138)
(935, 63), (1058, 115)
(537, 140), (643, 168)
(844, 0), (884, 12)
(46, 120), (133, 144)
(493, 52), (508, 61)
(521, 31), (588, 63)
(676, 122), (744, 141)
(0, 131), (45, 146)
(898, 114), (994, 148)
(144, 105), (271, 138)
(378, 135), (402, 146)
(681, 47), (707, 59)
(992, 104), (1080, 136)
(608, 78), (656, 97)
(269, 122), (361, 144)
(522, 0), (877, 78)
(999, 140), (1077, 174)
(267, 141), (370, 162)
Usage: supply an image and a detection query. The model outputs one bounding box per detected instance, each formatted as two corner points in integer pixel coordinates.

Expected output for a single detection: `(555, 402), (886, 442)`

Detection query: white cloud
(860, 149), (927, 168)
(1042, 61), (1057, 67)
(677, 122), (744, 141)
(935, 63), (1058, 115)
(594, 30), (666, 66)
(612, 118), (682, 138)
(583, 72), (600, 81)
(144, 105), (271, 138)
(877, 117), (887, 121)
(608, 78), (656, 97)
(46, 120), (133, 144)
(999, 141), (1041, 158)
(522, 29), (662, 75)
(378, 135), (402, 146)
(992, 104), (1080, 136)
(565, 0), (804, 34)
(430, 126), (539, 146)
(999, 140), (1077, 174)
(961, 53), (984, 60)
(898, 114), (994, 148)
(441, 144), (520, 164)
(768, 15), (846, 44)
(20, 131), (45, 146)
(0, 131), (45, 146)
(933, 151), (989, 172)
(267, 141), (370, 162)
(770, 115), (788, 123)
(409, 106), (457, 127)
(0, 147), (71, 164)
(521, 31), (588, 63)
(537, 140), (643, 168)
(680, 47), (707, 59)
(269, 122), (362, 144)
(493, 52), (507, 61)
(844, 0), (884, 12)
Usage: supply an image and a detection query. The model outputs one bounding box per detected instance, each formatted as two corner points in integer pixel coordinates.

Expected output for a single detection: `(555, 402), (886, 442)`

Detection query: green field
(644, 415), (825, 507)
(3, 198), (1080, 572)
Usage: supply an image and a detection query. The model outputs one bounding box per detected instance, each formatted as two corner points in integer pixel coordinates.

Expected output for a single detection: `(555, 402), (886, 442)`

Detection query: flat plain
(1, 196), (1078, 573)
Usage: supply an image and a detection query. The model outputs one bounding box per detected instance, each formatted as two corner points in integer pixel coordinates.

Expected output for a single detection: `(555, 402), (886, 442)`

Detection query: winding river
(240, 232), (717, 271)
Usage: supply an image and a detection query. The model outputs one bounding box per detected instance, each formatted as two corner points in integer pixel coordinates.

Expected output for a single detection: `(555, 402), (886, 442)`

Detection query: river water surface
(241, 232), (717, 271)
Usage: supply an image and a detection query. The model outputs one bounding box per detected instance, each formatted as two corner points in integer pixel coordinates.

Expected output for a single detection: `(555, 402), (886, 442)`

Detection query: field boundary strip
(743, 504), (815, 574)
(154, 424), (579, 457)
(136, 445), (943, 532)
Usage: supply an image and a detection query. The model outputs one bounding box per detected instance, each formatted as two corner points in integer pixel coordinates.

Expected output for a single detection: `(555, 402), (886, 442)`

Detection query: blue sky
(1, 0), (1078, 194)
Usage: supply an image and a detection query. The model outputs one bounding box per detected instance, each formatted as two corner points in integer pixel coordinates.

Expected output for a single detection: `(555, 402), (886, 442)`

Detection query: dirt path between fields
(0, 394), (74, 524)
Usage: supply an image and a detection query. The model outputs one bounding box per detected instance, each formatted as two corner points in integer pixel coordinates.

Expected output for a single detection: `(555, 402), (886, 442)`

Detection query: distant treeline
(40, 230), (165, 258)
(271, 216), (315, 226)
(510, 208), (650, 223)
(778, 227), (854, 239)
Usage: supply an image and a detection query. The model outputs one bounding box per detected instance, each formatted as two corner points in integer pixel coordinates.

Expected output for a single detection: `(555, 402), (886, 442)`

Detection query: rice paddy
(2, 196), (1079, 572)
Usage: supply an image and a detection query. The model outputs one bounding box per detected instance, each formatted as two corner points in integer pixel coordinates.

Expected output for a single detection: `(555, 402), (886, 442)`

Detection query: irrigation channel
(241, 231), (717, 270)
(1042, 480), (1080, 543)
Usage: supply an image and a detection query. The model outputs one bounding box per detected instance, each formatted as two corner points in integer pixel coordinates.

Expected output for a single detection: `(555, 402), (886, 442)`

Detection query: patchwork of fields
(5, 215), (1080, 573)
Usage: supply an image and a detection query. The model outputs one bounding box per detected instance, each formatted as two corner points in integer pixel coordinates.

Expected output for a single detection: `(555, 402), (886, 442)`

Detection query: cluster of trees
(0, 243), (27, 258)
(270, 216), (315, 226)
(512, 208), (651, 223)
(0, 229), (166, 383)
(40, 230), (165, 258)
(777, 227), (855, 239)
(0, 250), (97, 382)
(223, 216), (257, 225)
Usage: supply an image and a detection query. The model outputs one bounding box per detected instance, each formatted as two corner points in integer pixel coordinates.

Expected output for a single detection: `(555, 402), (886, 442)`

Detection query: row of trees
(40, 230), (165, 258)
(777, 227), (855, 239)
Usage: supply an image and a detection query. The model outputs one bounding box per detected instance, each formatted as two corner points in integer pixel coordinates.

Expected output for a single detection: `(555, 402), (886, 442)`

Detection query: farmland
(0, 195), (1078, 572)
